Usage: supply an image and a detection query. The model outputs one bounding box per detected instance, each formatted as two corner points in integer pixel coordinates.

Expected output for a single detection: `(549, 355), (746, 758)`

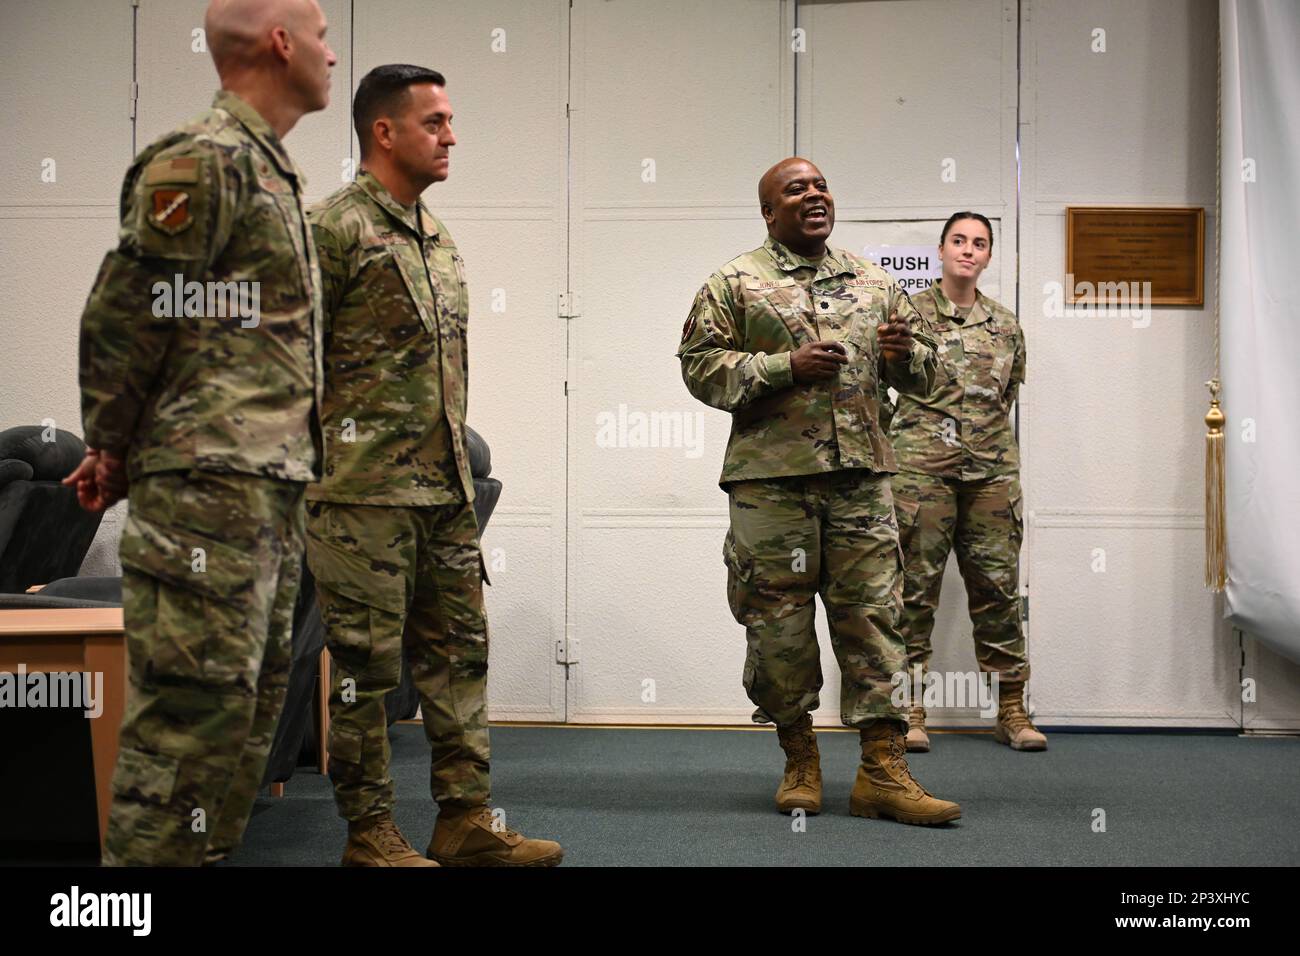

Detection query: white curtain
(1220, 0), (1300, 659)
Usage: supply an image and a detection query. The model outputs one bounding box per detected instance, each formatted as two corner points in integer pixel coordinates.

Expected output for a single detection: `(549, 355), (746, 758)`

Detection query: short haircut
(353, 64), (446, 158)
(940, 211), (994, 250)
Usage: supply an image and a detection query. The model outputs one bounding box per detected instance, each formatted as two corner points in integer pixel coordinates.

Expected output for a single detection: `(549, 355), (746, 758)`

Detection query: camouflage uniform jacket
(678, 236), (941, 487)
(78, 90), (325, 483)
(888, 281), (1025, 480)
(306, 169), (474, 506)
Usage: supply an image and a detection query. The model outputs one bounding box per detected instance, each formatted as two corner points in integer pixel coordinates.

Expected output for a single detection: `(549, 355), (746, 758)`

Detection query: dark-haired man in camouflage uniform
(66, 0), (336, 866)
(678, 157), (962, 826)
(306, 64), (561, 866)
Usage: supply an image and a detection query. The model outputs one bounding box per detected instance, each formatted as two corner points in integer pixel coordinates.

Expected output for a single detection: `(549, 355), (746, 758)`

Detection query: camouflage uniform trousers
(891, 470), (1028, 681)
(305, 499), (490, 821)
(105, 469), (304, 866)
(724, 469), (908, 730)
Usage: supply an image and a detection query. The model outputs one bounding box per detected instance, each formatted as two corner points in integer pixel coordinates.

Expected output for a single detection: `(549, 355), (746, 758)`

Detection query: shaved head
(758, 156), (823, 213)
(758, 157), (834, 257)
(206, 0), (317, 74)
(203, 0), (335, 136)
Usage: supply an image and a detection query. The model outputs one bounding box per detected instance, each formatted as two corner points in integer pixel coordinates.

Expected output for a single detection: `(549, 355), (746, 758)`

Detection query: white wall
(1019, 0), (1251, 727)
(2, 0), (1293, 728)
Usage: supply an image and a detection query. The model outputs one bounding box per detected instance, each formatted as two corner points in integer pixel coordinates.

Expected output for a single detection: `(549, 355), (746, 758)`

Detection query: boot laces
(370, 816), (412, 856)
(790, 758), (813, 789)
(1000, 700), (1036, 735)
(782, 732), (816, 788)
(474, 807), (522, 840)
(884, 733), (933, 798)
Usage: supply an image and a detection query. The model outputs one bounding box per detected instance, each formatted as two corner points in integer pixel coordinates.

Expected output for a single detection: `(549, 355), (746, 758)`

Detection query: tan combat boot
(850, 720), (961, 825)
(342, 812), (440, 867)
(905, 705), (930, 753)
(994, 681), (1048, 751)
(427, 806), (564, 867)
(774, 714), (822, 814)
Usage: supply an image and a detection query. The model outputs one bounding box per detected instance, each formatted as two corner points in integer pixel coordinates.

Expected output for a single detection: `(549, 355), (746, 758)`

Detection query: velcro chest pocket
(967, 324), (1016, 392)
(743, 278), (810, 346)
(360, 239), (438, 347)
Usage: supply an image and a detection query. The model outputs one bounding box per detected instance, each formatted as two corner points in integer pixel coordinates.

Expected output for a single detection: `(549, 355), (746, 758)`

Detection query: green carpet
(233, 725), (1300, 867)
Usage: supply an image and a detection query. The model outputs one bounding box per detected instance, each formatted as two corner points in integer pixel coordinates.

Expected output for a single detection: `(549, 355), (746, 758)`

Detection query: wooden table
(0, 607), (330, 846)
(0, 607), (125, 847)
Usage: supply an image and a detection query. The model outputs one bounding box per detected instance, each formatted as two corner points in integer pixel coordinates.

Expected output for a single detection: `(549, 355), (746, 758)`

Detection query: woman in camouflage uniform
(888, 212), (1046, 753)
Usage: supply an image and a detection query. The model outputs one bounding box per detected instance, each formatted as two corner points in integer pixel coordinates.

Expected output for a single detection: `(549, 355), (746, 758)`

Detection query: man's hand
(63, 448), (129, 513)
(877, 310), (914, 364)
(791, 340), (848, 383)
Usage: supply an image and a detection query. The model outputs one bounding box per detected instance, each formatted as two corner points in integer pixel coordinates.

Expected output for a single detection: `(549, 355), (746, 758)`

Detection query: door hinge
(128, 81), (138, 120)
(555, 630), (580, 666)
(1021, 595), (1029, 622)
(558, 291), (582, 319)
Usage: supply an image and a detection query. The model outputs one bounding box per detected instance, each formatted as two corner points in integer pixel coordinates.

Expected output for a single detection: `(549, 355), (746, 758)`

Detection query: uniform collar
(763, 235), (854, 282)
(355, 169), (440, 239)
(212, 90), (305, 187)
(928, 280), (993, 327)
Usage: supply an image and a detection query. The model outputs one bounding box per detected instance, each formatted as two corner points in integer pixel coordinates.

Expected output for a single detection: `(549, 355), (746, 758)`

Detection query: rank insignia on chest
(150, 189), (192, 235)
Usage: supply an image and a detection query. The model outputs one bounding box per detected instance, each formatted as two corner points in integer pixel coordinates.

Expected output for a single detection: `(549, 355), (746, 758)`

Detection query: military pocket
(305, 513), (406, 615)
(119, 509), (262, 684)
(361, 248), (436, 348)
(892, 490), (921, 557)
(111, 747), (180, 807)
(119, 508), (258, 604)
(980, 326), (1018, 405)
(723, 530), (755, 624)
(329, 721), (364, 765)
(327, 722), (366, 785)
(1008, 477), (1025, 543)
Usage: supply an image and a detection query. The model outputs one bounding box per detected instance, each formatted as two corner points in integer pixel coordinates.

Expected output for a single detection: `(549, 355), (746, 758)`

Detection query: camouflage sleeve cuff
(907, 340), (928, 376)
(82, 427), (130, 458)
(761, 350), (794, 390)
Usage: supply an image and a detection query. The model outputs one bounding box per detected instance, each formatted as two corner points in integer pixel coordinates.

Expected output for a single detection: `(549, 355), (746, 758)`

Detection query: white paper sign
(862, 245), (942, 295)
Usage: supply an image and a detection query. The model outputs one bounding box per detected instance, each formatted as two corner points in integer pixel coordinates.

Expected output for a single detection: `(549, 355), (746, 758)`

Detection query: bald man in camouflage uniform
(67, 0), (337, 865)
(886, 212), (1045, 753)
(678, 158), (961, 826)
(307, 64), (561, 866)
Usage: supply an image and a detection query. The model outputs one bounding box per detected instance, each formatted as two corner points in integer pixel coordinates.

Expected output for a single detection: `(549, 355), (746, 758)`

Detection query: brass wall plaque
(1066, 206), (1204, 306)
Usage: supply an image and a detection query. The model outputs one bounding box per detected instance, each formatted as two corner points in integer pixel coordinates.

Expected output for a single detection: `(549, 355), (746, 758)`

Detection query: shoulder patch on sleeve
(144, 156), (202, 185)
(128, 146), (215, 259)
(681, 311), (698, 342)
(148, 189), (193, 235)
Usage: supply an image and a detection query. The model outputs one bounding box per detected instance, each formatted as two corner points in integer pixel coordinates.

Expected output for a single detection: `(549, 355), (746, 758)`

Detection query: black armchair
(0, 426), (105, 593)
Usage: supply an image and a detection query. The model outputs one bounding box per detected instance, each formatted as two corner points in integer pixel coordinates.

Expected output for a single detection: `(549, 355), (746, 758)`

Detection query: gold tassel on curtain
(1205, 379), (1226, 591)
